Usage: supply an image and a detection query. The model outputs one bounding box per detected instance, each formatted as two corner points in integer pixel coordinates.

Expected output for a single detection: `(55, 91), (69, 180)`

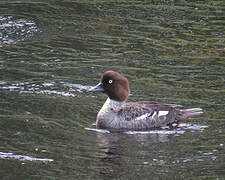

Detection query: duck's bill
(88, 83), (105, 92)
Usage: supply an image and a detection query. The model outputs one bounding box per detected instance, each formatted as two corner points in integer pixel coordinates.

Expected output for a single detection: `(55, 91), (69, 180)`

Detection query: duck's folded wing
(116, 102), (179, 130)
(117, 103), (155, 121)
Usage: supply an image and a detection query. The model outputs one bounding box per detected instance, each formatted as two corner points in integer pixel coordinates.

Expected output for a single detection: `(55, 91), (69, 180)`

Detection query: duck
(89, 71), (203, 131)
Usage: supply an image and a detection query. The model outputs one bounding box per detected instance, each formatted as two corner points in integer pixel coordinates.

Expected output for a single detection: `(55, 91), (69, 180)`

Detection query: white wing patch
(135, 111), (169, 121)
(135, 113), (152, 121)
(158, 111), (169, 116)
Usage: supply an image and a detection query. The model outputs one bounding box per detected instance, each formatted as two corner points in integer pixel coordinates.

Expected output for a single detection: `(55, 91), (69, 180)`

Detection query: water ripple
(0, 16), (39, 46)
(0, 81), (91, 97)
(85, 123), (208, 135)
(0, 152), (53, 163)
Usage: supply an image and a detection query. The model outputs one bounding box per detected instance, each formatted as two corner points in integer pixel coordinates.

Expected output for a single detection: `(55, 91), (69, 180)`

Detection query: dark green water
(0, 0), (225, 179)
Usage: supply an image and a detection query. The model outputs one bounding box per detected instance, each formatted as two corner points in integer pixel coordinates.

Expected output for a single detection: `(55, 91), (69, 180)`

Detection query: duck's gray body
(96, 98), (202, 131)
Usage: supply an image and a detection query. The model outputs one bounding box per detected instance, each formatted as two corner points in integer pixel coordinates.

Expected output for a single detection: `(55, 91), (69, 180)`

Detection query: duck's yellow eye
(108, 80), (113, 84)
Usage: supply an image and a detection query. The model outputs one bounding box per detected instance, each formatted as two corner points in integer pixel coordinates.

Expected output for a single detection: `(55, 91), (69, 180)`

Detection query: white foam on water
(0, 152), (54, 163)
(85, 127), (110, 134)
(85, 123), (208, 135)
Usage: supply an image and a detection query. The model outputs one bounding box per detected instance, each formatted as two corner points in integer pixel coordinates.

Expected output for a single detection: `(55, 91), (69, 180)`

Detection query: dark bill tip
(88, 83), (104, 92)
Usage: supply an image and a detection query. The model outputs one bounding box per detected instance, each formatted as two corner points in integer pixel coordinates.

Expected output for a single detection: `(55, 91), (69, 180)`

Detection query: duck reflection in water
(95, 130), (174, 179)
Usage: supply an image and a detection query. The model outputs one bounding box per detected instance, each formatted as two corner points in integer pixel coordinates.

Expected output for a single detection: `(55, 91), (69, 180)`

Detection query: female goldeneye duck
(89, 71), (203, 131)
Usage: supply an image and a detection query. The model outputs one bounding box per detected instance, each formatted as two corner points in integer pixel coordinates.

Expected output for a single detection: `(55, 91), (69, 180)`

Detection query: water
(0, 0), (225, 179)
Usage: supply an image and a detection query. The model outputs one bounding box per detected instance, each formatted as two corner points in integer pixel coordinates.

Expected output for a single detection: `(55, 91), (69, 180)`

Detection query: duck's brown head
(89, 71), (130, 102)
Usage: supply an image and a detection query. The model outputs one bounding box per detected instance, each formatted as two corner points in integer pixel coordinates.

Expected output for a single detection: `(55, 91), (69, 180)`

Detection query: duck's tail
(178, 108), (203, 120)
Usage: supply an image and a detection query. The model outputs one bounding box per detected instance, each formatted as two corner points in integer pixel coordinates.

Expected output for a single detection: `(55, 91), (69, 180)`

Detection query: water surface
(0, 0), (225, 179)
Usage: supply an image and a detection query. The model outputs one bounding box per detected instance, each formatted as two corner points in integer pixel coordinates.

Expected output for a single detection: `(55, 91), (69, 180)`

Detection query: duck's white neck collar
(103, 98), (125, 110)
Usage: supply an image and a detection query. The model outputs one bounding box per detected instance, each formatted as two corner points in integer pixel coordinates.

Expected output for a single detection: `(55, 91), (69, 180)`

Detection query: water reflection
(86, 123), (208, 136)
(0, 16), (38, 46)
(0, 81), (91, 97)
(88, 123), (208, 178)
(95, 131), (174, 178)
(0, 0), (224, 179)
(96, 132), (134, 178)
(0, 151), (53, 163)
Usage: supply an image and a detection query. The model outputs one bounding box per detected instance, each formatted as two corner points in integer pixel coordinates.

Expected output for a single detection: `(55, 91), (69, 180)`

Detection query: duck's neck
(102, 98), (125, 111)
